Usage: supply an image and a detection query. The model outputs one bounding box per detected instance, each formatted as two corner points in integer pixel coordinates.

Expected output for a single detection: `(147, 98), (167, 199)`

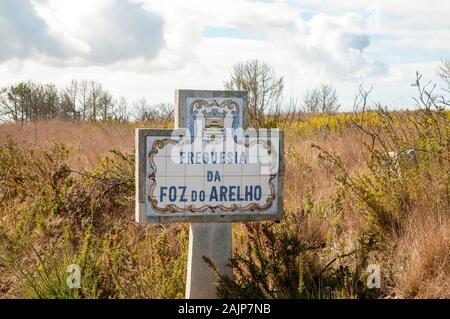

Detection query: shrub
(209, 72), (449, 299)
(0, 140), (188, 298)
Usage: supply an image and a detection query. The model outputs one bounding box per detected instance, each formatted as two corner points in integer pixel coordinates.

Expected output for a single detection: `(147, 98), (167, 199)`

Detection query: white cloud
(0, 0), (447, 109)
(78, 0), (164, 65)
(0, 0), (387, 80)
(141, 0), (387, 80)
(0, 0), (165, 66)
(0, 0), (67, 62)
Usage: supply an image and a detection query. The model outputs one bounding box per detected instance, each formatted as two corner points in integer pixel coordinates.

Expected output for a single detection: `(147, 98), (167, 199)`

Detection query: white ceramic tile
(238, 197), (258, 210)
(148, 193), (166, 210)
(189, 139), (206, 155)
(147, 137), (168, 157)
(222, 175), (242, 187)
(259, 156), (275, 174)
(204, 140), (225, 155)
(221, 144), (235, 158)
(166, 159), (186, 177)
(245, 143), (259, 159)
(242, 158), (260, 176)
(258, 193), (269, 208)
(204, 163), (223, 180)
(261, 175), (278, 195)
(162, 186), (188, 210)
(166, 176), (186, 189)
(206, 188), (222, 206)
(185, 176), (205, 193)
(167, 142), (184, 163)
(180, 144), (195, 164)
(150, 176), (166, 198)
(241, 176), (260, 189)
(220, 181), (244, 206)
(191, 189), (208, 206)
(223, 117), (234, 129)
(152, 157), (166, 177)
(186, 163), (204, 177)
(169, 196), (189, 210)
(223, 163), (242, 176)
(204, 182), (223, 196)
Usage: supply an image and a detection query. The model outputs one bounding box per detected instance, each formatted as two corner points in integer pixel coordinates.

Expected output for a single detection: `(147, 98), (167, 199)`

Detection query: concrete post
(185, 223), (232, 298)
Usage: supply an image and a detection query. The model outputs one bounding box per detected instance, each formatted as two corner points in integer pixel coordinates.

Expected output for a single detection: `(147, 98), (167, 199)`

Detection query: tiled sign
(136, 90), (284, 223)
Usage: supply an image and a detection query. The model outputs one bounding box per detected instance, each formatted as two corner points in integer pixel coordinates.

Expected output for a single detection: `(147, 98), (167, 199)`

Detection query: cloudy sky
(0, 0), (449, 110)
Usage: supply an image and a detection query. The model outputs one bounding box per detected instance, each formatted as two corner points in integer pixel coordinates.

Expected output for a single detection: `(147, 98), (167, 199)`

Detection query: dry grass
(0, 116), (448, 299)
(391, 212), (449, 298)
(0, 121), (135, 169)
(0, 120), (167, 169)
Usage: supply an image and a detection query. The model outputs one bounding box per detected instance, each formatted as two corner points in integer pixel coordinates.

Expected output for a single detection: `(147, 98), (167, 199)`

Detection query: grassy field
(0, 109), (448, 298)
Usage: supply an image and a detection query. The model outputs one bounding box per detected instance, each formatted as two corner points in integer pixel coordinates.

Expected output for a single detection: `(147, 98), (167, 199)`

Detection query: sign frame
(175, 90), (248, 130)
(135, 127), (284, 224)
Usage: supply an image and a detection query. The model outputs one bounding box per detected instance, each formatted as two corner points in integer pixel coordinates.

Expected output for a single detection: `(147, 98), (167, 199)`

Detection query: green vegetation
(0, 141), (187, 298)
(0, 70), (448, 299)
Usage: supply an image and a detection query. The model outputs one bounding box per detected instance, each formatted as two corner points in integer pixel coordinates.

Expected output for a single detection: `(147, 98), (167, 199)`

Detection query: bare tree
(132, 98), (174, 124)
(112, 97), (129, 123)
(0, 85), (21, 122)
(0, 78), (173, 125)
(303, 84), (341, 113)
(353, 84), (374, 114)
(284, 96), (301, 126)
(438, 58), (450, 94)
(88, 81), (103, 121)
(133, 97), (156, 121)
(302, 89), (319, 113)
(98, 91), (113, 121)
(60, 80), (80, 120)
(350, 84), (375, 132)
(0, 87), (9, 122)
(155, 102), (174, 126)
(77, 80), (90, 121)
(225, 60), (284, 127)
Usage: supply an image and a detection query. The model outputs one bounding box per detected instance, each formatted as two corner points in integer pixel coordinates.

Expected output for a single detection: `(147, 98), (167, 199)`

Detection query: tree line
(0, 79), (174, 125)
(225, 59), (341, 127)
(0, 60), (367, 127)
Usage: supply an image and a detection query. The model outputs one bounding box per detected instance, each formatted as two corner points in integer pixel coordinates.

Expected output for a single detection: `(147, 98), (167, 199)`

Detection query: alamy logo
(366, 264), (381, 289)
(66, 264), (81, 289)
